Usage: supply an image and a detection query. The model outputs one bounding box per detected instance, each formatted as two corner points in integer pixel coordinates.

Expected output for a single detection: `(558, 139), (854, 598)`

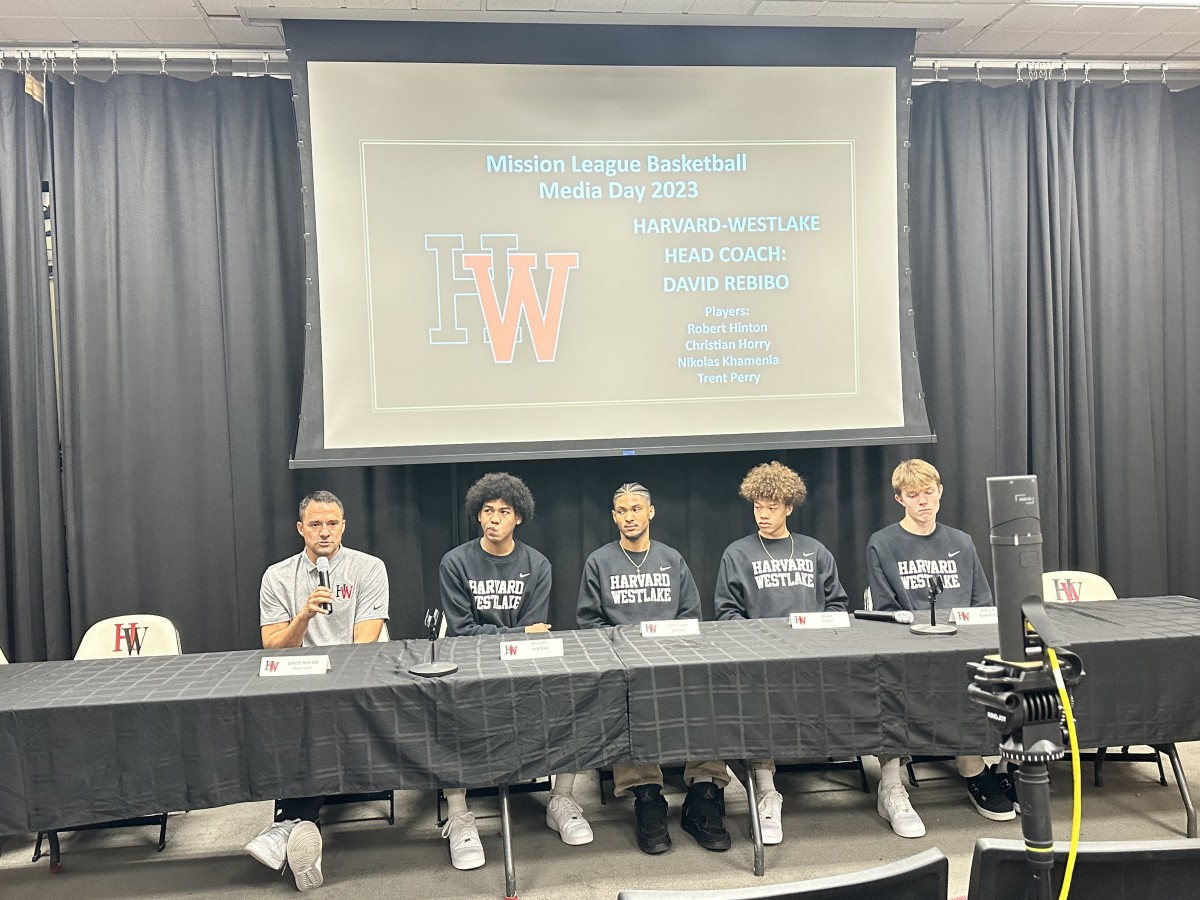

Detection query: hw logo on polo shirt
(425, 234), (579, 364)
(113, 623), (149, 655)
(336, 583), (355, 600)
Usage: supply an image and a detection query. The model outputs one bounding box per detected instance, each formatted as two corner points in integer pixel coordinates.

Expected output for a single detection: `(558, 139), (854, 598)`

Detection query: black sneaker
(631, 784), (671, 854)
(965, 767), (1016, 821)
(681, 782), (732, 851)
(993, 764), (1020, 814)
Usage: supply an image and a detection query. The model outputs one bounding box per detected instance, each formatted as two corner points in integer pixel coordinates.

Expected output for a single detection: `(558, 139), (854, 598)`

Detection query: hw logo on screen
(1051, 579), (1083, 602)
(425, 234), (579, 363)
(112, 623), (149, 655)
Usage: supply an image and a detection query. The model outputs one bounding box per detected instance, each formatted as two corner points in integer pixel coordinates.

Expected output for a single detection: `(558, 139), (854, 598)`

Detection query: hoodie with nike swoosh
(714, 532), (848, 620)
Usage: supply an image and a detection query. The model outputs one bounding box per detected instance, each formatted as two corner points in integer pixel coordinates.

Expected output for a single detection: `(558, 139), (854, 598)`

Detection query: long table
(612, 596), (1200, 761)
(2, 597), (1199, 891)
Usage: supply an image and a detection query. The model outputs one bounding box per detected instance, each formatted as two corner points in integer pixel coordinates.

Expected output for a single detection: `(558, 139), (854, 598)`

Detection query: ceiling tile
(888, 3), (1011, 27)
(1131, 31), (1200, 54)
(0, 17), (76, 42)
(60, 16), (150, 43)
(195, 0), (240, 13)
(962, 26), (1039, 51)
(688, 0), (758, 13)
(0, 0), (57, 14)
(555, 0), (624, 9)
(989, 3), (1076, 30)
(754, 1), (827, 15)
(485, 0), (556, 9)
(1067, 5), (1139, 31)
(1074, 30), (1161, 53)
(1112, 7), (1200, 33)
(621, 0), (693, 12)
(120, 0), (198, 14)
(818, 1), (890, 15)
(1020, 30), (1102, 53)
(44, 0), (128, 16)
(415, 0), (484, 9)
(134, 16), (218, 42)
(205, 15), (285, 45)
(914, 24), (987, 52)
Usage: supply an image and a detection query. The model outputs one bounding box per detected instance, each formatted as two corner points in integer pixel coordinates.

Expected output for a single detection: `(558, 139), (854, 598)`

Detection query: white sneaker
(286, 821), (324, 892)
(546, 795), (594, 845)
(877, 784), (926, 838)
(244, 819), (297, 871)
(442, 811), (486, 870)
(756, 790), (783, 845)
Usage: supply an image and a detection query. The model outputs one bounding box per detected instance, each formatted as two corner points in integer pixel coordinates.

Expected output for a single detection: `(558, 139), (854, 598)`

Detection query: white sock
(880, 757), (904, 791)
(754, 768), (777, 794)
(551, 773), (576, 797)
(690, 775), (714, 785)
(445, 788), (468, 817)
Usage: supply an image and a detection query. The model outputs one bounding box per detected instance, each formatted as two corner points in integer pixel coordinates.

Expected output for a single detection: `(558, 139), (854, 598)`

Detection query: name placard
(789, 611), (852, 629)
(499, 637), (564, 661)
(640, 618), (700, 638)
(259, 655), (331, 677)
(951, 607), (998, 625)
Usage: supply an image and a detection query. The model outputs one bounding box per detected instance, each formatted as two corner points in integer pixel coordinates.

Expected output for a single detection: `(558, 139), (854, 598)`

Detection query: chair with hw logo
(1042, 570), (1194, 834)
(33, 614), (183, 872)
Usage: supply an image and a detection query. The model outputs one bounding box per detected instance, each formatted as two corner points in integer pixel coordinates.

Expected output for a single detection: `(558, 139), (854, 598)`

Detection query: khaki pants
(613, 759), (731, 796)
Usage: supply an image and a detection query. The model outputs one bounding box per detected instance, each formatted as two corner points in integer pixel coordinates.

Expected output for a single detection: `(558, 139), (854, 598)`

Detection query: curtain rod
(912, 57), (1200, 86)
(4, 47), (1198, 85)
(1, 48), (289, 78)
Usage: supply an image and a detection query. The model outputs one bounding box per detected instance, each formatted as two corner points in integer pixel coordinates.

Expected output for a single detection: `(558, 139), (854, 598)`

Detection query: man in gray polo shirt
(244, 490), (389, 892)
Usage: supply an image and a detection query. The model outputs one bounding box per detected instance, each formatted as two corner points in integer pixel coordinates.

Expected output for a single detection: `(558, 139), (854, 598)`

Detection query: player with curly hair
(713, 461), (849, 845)
(438, 472), (592, 868)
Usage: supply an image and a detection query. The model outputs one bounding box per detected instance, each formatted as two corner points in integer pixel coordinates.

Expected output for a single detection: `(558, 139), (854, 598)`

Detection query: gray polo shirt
(259, 546), (389, 647)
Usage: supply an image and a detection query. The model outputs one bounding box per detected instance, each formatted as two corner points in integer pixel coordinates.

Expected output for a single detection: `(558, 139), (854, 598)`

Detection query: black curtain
(0, 72), (70, 663)
(7, 73), (1197, 659)
(909, 80), (1200, 597)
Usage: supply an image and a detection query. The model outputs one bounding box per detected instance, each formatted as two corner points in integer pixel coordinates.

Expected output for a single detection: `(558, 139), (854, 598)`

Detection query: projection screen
(285, 21), (931, 466)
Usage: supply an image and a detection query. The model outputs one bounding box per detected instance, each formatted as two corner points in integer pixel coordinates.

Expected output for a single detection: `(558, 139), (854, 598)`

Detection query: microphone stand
(910, 574), (957, 635)
(409, 609), (458, 677)
(968, 602), (1085, 900)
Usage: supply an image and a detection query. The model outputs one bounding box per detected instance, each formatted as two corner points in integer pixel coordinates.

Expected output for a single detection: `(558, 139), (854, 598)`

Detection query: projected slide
(307, 62), (906, 456)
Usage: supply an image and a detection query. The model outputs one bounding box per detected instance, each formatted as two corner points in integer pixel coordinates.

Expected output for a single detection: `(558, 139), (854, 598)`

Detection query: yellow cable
(1046, 647), (1082, 900)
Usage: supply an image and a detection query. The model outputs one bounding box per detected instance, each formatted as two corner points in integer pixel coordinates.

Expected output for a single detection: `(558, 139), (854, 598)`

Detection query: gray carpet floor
(2, 747), (1196, 899)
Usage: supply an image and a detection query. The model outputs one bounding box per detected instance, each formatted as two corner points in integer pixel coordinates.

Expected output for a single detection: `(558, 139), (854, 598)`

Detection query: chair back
(0, 646), (8, 664)
(75, 614), (183, 659)
(1042, 571), (1117, 604)
(863, 586), (873, 611)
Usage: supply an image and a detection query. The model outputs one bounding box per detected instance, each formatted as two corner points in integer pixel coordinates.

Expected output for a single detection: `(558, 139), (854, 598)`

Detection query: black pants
(277, 796), (324, 824)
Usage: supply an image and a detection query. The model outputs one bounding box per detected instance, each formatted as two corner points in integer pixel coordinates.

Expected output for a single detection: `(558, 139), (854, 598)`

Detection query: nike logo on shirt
(949, 551), (961, 558)
(660, 566), (671, 571)
(519, 572), (531, 577)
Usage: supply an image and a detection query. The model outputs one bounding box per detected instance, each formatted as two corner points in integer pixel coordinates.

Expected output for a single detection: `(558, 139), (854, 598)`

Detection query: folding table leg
(499, 783), (518, 899)
(739, 761), (765, 877)
(1162, 744), (1197, 839)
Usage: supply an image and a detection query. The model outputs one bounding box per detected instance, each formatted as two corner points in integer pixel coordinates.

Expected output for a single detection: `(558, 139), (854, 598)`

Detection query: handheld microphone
(853, 609), (915, 624)
(315, 556), (332, 613)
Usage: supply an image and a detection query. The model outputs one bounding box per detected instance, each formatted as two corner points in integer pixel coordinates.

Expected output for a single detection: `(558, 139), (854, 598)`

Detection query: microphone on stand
(316, 556), (332, 613)
(409, 608), (458, 678)
(910, 573), (957, 635)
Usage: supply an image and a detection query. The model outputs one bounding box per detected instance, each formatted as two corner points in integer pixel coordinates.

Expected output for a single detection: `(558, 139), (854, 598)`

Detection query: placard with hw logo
(499, 637), (564, 661)
(259, 655), (332, 677)
(951, 607), (998, 625)
(640, 619), (700, 638)
(789, 611), (851, 630)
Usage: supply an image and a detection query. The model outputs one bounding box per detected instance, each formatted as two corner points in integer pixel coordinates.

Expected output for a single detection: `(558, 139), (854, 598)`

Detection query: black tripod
(967, 609), (1084, 900)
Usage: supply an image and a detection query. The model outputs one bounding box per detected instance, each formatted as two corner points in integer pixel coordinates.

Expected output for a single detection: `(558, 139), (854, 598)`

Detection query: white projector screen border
(285, 20), (932, 467)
